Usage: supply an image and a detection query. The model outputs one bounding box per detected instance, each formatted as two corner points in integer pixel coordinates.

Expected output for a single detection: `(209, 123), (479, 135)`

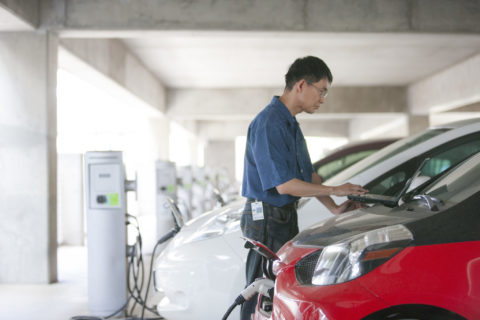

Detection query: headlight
(182, 209), (241, 244)
(295, 224), (413, 286)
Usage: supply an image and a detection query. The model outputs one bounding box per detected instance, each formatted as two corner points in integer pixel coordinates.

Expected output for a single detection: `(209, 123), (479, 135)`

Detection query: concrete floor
(0, 246), (161, 320)
(0, 246), (89, 320)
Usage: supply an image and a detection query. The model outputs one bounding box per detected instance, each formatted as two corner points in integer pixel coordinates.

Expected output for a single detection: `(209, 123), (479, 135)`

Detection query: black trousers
(240, 199), (299, 320)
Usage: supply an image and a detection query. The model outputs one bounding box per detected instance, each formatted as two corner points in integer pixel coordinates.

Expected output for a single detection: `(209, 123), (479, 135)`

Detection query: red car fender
(358, 242), (480, 319)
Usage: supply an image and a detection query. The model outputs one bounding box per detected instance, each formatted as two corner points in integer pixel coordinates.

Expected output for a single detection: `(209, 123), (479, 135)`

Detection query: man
(240, 56), (367, 319)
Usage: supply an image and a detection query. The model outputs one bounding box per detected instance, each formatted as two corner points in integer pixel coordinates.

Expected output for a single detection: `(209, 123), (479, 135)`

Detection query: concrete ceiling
(123, 31), (480, 89)
(1, 0), (480, 137)
(2, 2), (480, 90)
(0, 5), (33, 31)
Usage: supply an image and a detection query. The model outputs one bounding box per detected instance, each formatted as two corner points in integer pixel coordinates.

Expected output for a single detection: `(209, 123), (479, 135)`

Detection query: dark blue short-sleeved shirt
(241, 96), (314, 207)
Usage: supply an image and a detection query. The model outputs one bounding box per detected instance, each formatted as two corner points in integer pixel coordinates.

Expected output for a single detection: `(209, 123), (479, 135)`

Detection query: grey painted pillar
(0, 32), (58, 283)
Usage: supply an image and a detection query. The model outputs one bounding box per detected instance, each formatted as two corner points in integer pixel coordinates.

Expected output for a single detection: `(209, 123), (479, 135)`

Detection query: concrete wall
(0, 31), (58, 283)
(60, 38), (167, 115)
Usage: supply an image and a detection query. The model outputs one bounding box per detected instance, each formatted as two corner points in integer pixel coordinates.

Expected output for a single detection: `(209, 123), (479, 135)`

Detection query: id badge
(251, 201), (264, 221)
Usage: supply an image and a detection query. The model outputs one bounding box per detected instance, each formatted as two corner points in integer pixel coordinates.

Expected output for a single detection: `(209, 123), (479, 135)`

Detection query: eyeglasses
(307, 82), (328, 98)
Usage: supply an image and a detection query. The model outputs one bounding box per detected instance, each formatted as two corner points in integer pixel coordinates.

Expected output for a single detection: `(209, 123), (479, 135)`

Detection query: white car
(153, 118), (480, 320)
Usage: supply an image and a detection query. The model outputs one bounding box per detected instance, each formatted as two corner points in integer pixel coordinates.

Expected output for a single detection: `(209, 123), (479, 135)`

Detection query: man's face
(301, 77), (330, 114)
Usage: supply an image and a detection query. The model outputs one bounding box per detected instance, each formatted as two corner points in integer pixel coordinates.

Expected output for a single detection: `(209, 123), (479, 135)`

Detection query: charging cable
(222, 278), (275, 320)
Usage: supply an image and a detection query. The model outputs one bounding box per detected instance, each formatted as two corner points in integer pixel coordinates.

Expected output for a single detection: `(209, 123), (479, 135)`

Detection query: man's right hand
(333, 183), (368, 196)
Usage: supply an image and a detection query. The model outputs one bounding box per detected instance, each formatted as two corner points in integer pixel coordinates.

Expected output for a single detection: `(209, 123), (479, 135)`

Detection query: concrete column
(58, 154), (84, 246)
(0, 31), (58, 283)
(204, 140), (236, 183)
(408, 115), (430, 136)
(148, 116), (171, 161)
(172, 120), (204, 166)
(136, 116), (171, 219)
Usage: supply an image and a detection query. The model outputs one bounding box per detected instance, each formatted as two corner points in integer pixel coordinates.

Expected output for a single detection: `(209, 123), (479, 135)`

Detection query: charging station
(84, 151), (127, 316)
(176, 165), (193, 220)
(155, 160), (177, 241)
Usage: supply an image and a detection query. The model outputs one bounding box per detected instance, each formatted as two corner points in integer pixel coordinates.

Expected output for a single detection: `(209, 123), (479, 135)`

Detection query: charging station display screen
(88, 163), (122, 209)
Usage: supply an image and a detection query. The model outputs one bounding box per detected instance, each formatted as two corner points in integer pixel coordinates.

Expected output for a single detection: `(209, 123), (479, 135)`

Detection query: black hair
(284, 56), (333, 90)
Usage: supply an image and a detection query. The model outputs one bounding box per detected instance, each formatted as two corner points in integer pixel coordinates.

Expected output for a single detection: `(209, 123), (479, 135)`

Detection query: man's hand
(332, 183), (368, 197)
(344, 200), (368, 212)
(332, 200), (366, 215)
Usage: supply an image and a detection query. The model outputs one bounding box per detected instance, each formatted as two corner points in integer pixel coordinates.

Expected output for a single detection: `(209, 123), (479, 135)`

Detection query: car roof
(312, 119), (480, 174)
(327, 118), (480, 186)
(313, 138), (398, 169)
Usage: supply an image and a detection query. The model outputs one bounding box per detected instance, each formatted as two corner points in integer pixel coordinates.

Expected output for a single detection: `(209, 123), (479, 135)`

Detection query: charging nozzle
(240, 278), (275, 301)
(222, 278), (275, 320)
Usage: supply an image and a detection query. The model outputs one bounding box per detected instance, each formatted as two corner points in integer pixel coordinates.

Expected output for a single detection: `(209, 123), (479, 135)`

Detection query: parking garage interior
(1, 1), (480, 320)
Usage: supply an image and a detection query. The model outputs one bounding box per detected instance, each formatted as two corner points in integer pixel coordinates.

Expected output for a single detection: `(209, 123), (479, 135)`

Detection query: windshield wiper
(412, 194), (443, 211)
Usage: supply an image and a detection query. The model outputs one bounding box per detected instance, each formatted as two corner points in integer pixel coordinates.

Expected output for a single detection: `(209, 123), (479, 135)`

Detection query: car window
(317, 150), (377, 181)
(365, 132), (480, 196)
(425, 153), (480, 205)
(330, 128), (450, 184)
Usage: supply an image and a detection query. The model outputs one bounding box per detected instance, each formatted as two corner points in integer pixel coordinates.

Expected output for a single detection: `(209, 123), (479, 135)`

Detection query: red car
(254, 152), (480, 320)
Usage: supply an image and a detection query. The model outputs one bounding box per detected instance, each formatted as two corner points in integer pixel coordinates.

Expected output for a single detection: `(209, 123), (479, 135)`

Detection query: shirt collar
(271, 96), (297, 126)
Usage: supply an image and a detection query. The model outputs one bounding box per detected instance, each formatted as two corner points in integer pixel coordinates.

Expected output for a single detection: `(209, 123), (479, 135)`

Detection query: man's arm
(275, 177), (367, 197)
(276, 173), (367, 215)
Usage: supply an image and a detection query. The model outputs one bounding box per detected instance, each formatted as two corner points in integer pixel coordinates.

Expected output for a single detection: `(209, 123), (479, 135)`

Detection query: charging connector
(221, 278), (275, 320)
(240, 278), (275, 301)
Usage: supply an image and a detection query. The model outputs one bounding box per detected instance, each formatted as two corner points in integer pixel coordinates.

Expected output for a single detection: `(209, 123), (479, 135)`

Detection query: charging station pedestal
(84, 151), (127, 316)
(156, 160), (177, 241)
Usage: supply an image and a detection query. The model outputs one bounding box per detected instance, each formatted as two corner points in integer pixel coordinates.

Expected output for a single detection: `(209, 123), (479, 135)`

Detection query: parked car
(313, 138), (397, 181)
(153, 118), (480, 320)
(260, 151), (480, 320)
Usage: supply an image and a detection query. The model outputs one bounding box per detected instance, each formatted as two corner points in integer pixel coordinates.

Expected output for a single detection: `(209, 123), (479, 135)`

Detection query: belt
(246, 198), (299, 209)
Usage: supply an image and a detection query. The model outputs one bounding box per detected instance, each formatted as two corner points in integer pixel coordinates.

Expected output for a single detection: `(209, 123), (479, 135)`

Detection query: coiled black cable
(71, 212), (173, 320)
